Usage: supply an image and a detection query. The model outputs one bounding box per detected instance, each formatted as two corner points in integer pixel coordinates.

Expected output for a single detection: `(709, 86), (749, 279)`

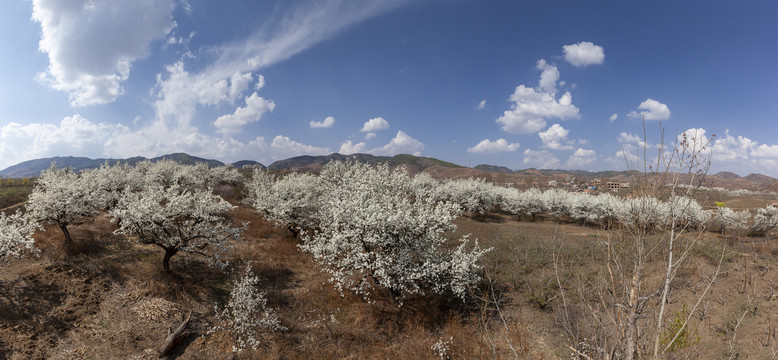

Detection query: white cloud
(0, 115), (336, 171)
(496, 59), (580, 134)
(365, 132), (377, 140)
(752, 144), (778, 158)
(213, 92), (276, 135)
(627, 98), (671, 121)
(613, 143), (640, 165)
(270, 135), (330, 158)
(467, 139), (520, 154)
(678, 128), (713, 155)
(566, 148), (597, 168)
(609, 113), (618, 123)
(228, 72), (254, 103)
(707, 129), (752, 163)
(360, 117), (390, 132)
(371, 131), (424, 156)
(538, 124), (573, 150)
(522, 149), (560, 168)
(310, 116), (335, 128)
(32, 0), (176, 106)
(0, 115), (129, 167)
(618, 132), (643, 144)
(339, 140), (366, 154)
(536, 59), (560, 95)
(562, 41), (605, 67)
(152, 1), (404, 134)
(477, 100), (487, 110)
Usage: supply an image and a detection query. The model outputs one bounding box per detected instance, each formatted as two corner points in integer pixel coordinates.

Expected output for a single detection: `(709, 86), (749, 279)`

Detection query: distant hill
(231, 160), (265, 169)
(745, 173), (776, 184)
(0, 153), (226, 178)
(268, 153), (463, 173)
(474, 164), (515, 174)
(153, 153), (224, 167)
(714, 171), (742, 180)
(0, 156), (128, 178)
(2, 153), (776, 193)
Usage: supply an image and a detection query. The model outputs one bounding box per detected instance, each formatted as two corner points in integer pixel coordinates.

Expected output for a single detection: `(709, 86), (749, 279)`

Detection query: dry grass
(7, 201), (778, 358)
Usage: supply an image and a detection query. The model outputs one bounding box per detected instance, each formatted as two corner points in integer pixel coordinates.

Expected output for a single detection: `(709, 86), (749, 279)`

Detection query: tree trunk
(157, 311), (192, 356)
(287, 224), (299, 238)
(625, 263), (642, 360)
(654, 224), (676, 358)
(163, 248), (178, 273)
(59, 223), (73, 245)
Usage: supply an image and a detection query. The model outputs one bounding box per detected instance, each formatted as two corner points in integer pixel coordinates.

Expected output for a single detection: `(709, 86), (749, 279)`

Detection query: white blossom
(248, 169), (323, 236)
(0, 211), (39, 263)
(212, 264), (285, 352)
(27, 164), (102, 244)
(110, 183), (243, 273)
(754, 206), (778, 236)
(299, 162), (490, 302)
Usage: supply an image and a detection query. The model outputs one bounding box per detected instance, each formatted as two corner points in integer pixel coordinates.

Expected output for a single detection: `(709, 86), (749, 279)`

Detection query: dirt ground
(3, 206), (778, 359)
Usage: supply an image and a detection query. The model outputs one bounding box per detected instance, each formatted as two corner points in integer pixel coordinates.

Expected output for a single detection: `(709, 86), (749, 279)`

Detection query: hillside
(0, 153), (262, 178)
(268, 153), (462, 173)
(474, 164), (514, 174)
(3, 153), (777, 193)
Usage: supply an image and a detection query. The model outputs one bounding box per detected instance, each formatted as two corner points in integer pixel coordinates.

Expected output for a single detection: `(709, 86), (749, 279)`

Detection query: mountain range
(0, 153), (262, 178)
(1, 152), (775, 191)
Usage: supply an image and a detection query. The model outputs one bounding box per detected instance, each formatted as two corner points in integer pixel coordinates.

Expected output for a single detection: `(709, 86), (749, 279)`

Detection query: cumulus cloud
(609, 113), (618, 123)
(496, 59), (579, 134)
(213, 92), (276, 135)
(608, 127), (778, 175)
(360, 117), (390, 132)
(339, 140), (366, 154)
(0, 115), (336, 171)
(618, 132), (643, 144)
(538, 124), (574, 150)
(522, 149), (560, 168)
(32, 0), (176, 106)
(566, 148), (597, 167)
(364, 132), (377, 140)
(310, 116), (335, 128)
(477, 100), (487, 110)
(467, 139), (520, 154)
(677, 128), (712, 154)
(0, 115), (129, 167)
(562, 41), (605, 67)
(371, 131), (424, 156)
(709, 129), (754, 162)
(536, 60), (560, 95)
(270, 135), (330, 158)
(613, 143), (640, 165)
(627, 99), (671, 120)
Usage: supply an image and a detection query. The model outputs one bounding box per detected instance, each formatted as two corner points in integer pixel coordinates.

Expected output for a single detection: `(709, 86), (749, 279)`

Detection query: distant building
(607, 182), (631, 191)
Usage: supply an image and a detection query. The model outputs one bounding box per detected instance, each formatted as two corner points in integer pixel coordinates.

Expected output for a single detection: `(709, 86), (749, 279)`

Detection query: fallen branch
(158, 311), (192, 357)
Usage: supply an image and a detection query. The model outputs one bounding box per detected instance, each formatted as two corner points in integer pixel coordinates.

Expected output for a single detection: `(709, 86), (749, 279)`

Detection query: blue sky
(2, 0), (778, 176)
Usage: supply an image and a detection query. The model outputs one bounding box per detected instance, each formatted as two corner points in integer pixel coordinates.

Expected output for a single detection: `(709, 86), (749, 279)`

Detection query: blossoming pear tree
(299, 162), (490, 303)
(111, 183), (243, 273)
(27, 164), (101, 245)
(0, 211), (39, 263)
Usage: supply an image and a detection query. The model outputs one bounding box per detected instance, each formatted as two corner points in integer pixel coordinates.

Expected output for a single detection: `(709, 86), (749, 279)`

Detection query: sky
(1, 0), (778, 176)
